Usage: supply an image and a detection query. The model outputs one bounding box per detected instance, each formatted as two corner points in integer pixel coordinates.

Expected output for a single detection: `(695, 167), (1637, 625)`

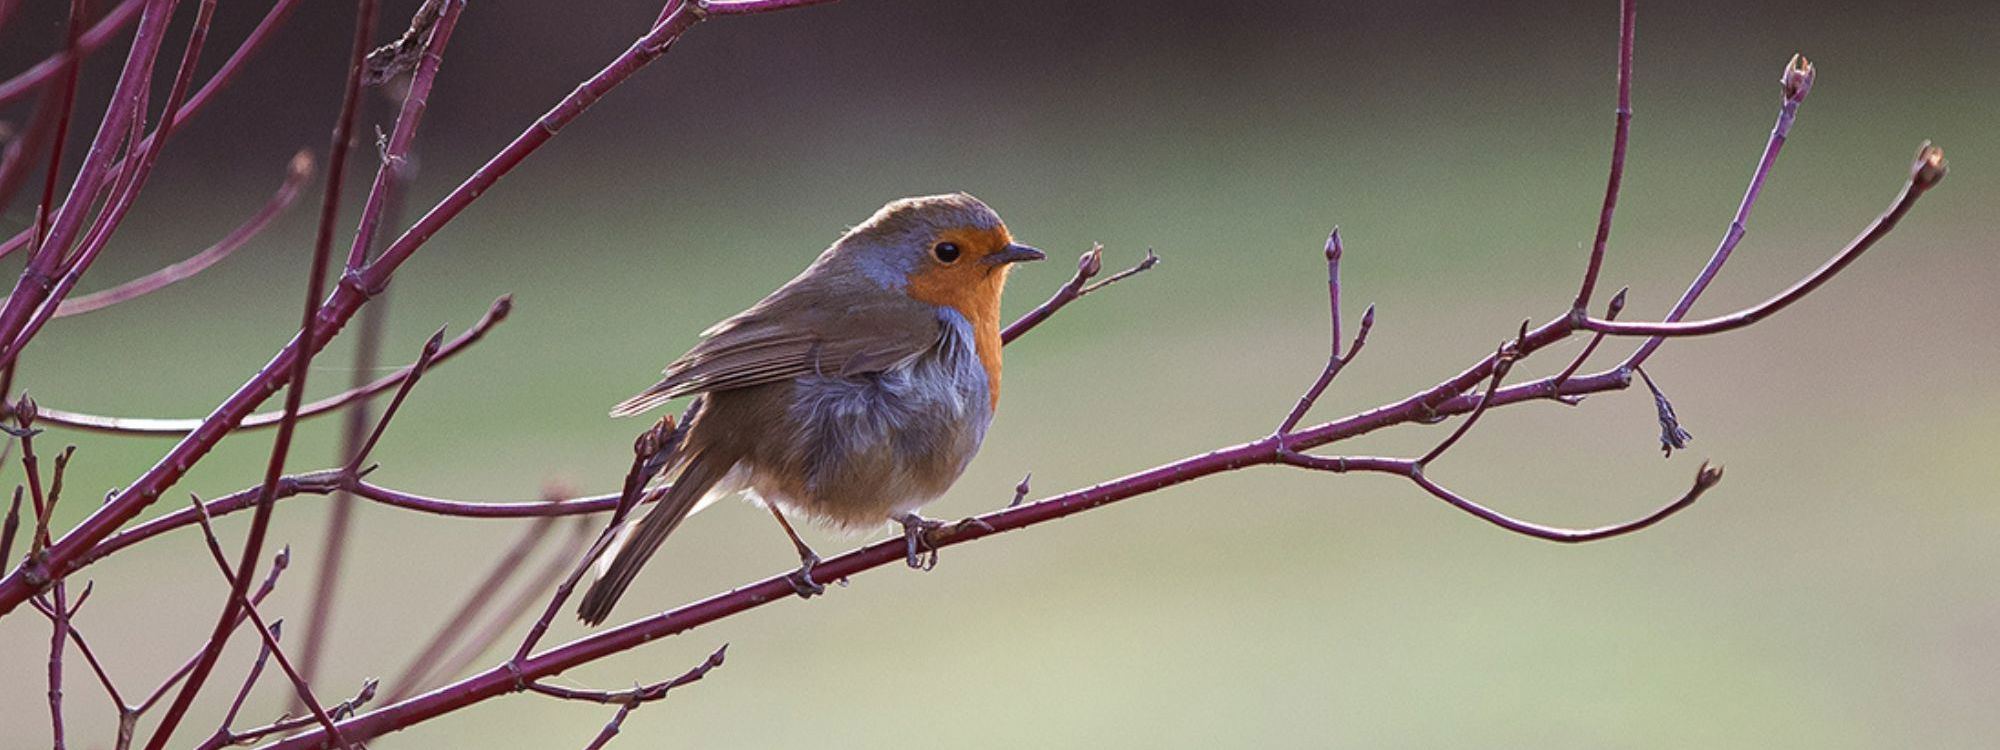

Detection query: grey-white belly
(742, 310), (993, 527)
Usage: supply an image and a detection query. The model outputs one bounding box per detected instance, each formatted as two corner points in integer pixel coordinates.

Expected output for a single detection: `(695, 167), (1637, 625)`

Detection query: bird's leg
(767, 504), (824, 598)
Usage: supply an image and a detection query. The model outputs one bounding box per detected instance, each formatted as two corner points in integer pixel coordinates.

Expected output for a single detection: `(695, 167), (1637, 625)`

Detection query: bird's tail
(577, 448), (736, 625)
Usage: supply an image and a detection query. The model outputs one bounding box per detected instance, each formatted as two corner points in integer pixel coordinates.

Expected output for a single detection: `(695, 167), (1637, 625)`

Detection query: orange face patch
(904, 225), (1016, 409)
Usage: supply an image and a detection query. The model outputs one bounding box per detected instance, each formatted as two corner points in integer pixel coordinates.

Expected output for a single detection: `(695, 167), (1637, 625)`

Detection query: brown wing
(610, 281), (939, 417)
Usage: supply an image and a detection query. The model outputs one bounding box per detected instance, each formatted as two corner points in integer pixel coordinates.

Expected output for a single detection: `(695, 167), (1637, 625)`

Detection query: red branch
(263, 38), (1946, 750)
(138, 0), (382, 745)
(0, 0), (144, 110)
(0, 0), (838, 617)
(34, 296), (511, 435)
(0, 1), (1952, 746)
(49, 150), (314, 317)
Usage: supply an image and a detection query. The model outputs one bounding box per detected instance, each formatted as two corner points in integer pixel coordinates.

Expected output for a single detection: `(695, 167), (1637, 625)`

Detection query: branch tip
(288, 148), (315, 179)
(1780, 53), (1814, 102)
(1694, 461), (1724, 491)
(1324, 226), (1342, 261)
(1913, 142), (1946, 188)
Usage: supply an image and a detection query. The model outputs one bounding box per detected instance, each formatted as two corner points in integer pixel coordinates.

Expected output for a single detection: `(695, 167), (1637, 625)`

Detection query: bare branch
(1584, 144), (1946, 339)
(1277, 228), (1376, 440)
(0, 0), (143, 110)
(0, 0), (828, 616)
(133, 546), (288, 717)
(1573, 0), (1635, 311)
(1614, 54), (1817, 366)
(184, 497), (342, 746)
(49, 152), (313, 317)
(344, 327), (446, 474)
(1000, 244), (1159, 344)
(140, 0), (388, 744)
(1551, 287), (1626, 393)
(1406, 463), (1722, 543)
(34, 295), (511, 435)
(530, 644), (728, 750)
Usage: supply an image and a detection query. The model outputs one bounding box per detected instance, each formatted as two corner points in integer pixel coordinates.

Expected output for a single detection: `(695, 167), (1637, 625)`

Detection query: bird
(577, 193), (1045, 625)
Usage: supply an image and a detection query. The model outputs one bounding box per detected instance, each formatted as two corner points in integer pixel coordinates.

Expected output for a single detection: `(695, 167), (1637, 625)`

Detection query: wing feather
(611, 281), (939, 417)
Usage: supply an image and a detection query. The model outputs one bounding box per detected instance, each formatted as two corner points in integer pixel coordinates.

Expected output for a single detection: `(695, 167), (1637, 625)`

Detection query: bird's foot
(897, 513), (994, 571)
(898, 513), (945, 570)
(785, 552), (825, 599)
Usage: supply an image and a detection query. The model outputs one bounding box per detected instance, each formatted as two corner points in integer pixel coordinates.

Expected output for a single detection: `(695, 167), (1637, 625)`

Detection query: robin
(578, 193), (1045, 625)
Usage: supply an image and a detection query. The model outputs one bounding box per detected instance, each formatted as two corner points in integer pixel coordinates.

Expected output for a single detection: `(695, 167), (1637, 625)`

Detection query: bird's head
(834, 193), (1045, 324)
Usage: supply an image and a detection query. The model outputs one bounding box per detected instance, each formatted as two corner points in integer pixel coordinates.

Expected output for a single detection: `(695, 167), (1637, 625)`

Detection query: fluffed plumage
(579, 193), (1043, 625)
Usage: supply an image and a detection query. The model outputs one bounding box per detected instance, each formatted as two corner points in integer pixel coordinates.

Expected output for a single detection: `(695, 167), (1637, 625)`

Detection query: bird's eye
(932, 242), (961, 263)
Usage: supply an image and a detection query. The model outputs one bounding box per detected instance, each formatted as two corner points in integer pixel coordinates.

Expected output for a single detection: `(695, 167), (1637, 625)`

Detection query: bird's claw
(898, 514), (945, 571)
(897, 514), (994, 571)
(785, 553), (825, 598)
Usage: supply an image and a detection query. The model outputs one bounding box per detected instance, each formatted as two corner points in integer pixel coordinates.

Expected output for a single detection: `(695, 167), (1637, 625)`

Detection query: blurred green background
(2, 0), (1996, 746)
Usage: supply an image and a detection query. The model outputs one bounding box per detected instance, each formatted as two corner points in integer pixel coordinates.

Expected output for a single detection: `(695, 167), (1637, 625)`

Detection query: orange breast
(904, 226), (1013, 410)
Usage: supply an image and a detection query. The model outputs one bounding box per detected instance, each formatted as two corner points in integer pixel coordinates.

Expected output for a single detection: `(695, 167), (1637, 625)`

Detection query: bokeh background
(2, 0), (1995, 746)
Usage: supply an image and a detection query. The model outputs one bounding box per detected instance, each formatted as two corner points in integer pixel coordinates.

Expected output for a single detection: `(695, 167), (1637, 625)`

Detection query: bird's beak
(984, 242), (1047, 266)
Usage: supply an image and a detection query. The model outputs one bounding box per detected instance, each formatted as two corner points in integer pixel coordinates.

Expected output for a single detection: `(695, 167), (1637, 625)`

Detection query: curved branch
(1408, 463), (1722, 543)
(34, 295), (511, 435)
(50, 151), (313, 318)
(1584, 144), (1945, 338)
(1616, 54), (1814, 366)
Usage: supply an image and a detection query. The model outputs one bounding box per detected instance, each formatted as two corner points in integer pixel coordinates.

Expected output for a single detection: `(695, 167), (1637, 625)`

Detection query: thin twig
(35, 296), (511, 435)
(432, 517), (591, 693)
(1276, 228), (1376, 439)
(302, 115), (416, 690)
(999, 244), (1159, 344)
(1415, 348), (1514, 467)
(216, 620), (281, 736)
(0, 0), (180, 366)
(344, 327), (446, 474)
(1586, 144), (1944, 339)
(1550, 287), (1626, 392)
(132, 545), (288, 717)
(8, 0), (226, 362)
(0, 0), (308, 261)
(139, 0), (382, 745)
(0, 0), (144, 110)
(1572, 0), (1635, 312)
(50, 151), (313, 317)
(1618, 54), (1815, 367)
(47, 579), (71, 750)
(0, 0), (829, 616)
(184, 497), (342, 745)
(0, 487), (19, 573)
(210, 679), (377, 750)
(531, 643), (727, 749)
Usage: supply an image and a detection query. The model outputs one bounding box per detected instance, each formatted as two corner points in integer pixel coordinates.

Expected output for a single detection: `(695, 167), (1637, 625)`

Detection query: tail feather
(609, 385), (677, 418)
(577, 448), (735, 625)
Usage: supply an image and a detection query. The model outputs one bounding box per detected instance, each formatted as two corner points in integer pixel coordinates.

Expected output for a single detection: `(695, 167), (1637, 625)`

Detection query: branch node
(1007, 473), (1032, 508)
